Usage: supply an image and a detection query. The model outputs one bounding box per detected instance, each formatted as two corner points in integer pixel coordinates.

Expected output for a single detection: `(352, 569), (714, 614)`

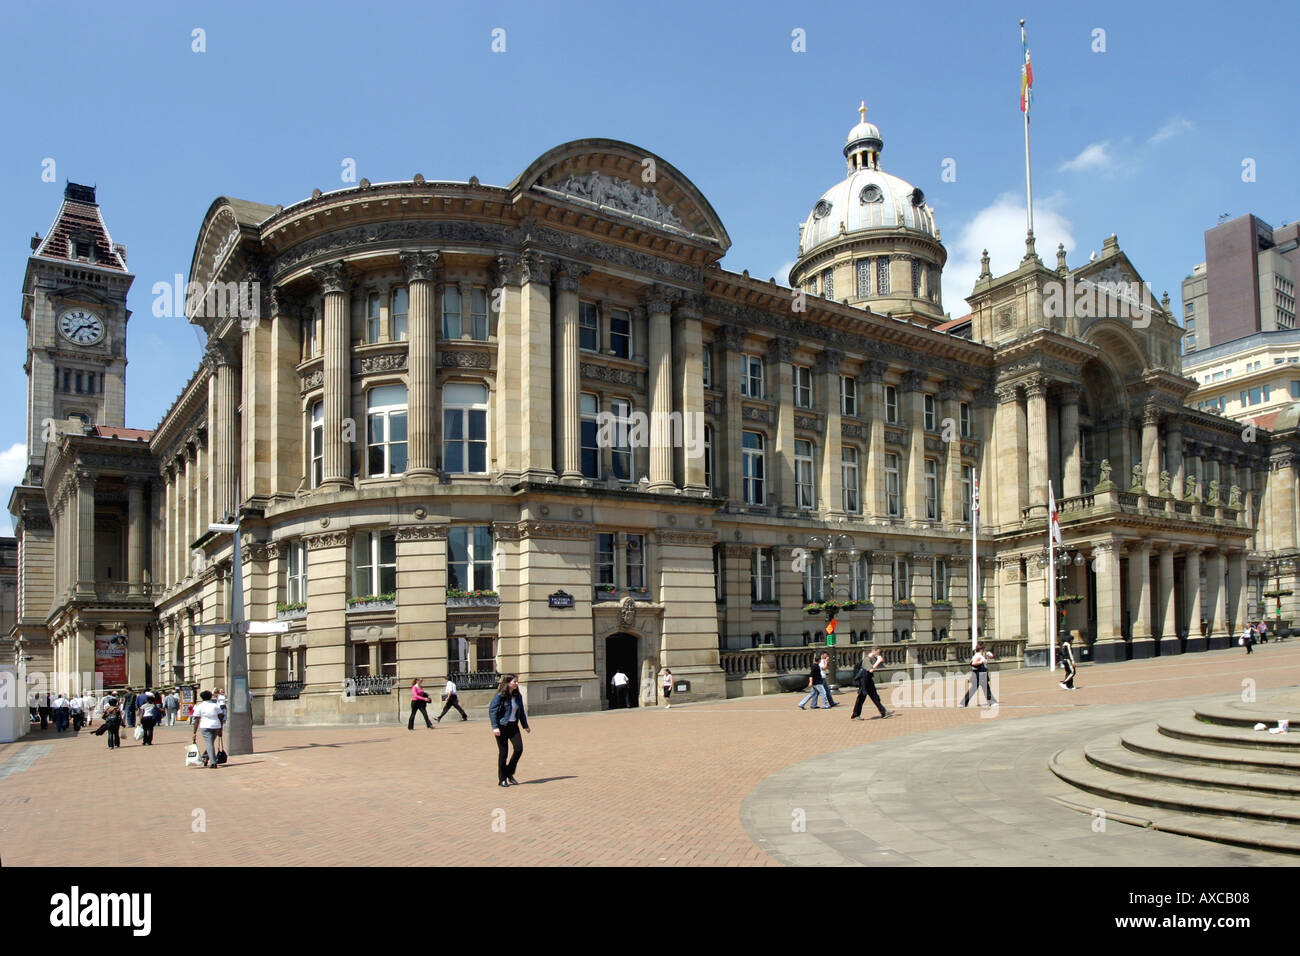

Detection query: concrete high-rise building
(1182, 214), (1300, 354)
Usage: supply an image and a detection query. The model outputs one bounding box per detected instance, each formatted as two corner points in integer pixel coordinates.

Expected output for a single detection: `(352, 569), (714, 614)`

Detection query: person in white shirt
(436, 677), (468, 722)
(960, 644), (998, 706)
(163, 691), (180, 726)
(611, 670), (630, 709)
(52, 694), (69, 732)
(190, 690), (225, 769)
(82, 692), (98, 728)
(68, 694), (85, 732)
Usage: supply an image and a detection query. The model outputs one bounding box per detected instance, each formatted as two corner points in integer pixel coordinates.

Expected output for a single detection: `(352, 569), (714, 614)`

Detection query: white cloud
(1060, 141), (1113, 173)
(768, 259), (797, 288)
(1149, 116), (1194, 144)
(940, 192), (1076, 317)
(0, 442), (26, 537)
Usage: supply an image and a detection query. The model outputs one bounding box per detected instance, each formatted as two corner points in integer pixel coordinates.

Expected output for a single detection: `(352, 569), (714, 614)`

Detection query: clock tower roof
(31, 182), (129, 272)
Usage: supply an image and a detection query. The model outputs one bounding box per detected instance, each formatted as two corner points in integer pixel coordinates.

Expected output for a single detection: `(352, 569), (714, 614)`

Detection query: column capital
(765, 336), (796, 364)
(269, 285), (303, 318)
(714, 324), (747, 352)
(1165, 411), (1185, 433)
(937, 378), (963, 403)
(856, 359), (886, 385)
(201, 337), (239, 371)
(553, 260), (591, 293)
(994, 383), (1021, 404)
(1023, 375), (1049, 399)
(674, 292), (705, 321)
(901, 369), (928, 393)
(399, 250), (440, 283)
(74, 468), (98, 486)
(520, 250), (552, 285)
(310, 260), (351, 295)
(814, 349), (844, 376)
(1143, 403), (1162, 427)
(642, 283), (679, 315)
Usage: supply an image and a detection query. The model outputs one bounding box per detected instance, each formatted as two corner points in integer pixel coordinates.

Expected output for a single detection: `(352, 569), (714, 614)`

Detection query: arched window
(366, 385), (408, 477)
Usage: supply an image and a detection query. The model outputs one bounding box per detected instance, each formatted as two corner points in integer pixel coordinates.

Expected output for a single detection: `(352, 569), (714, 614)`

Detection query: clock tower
(20, 182), (133, 485)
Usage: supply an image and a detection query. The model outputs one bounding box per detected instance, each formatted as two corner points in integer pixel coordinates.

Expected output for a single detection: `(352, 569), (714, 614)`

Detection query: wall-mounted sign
(94, 635), (128, 686)
(548, 590), (575, 609)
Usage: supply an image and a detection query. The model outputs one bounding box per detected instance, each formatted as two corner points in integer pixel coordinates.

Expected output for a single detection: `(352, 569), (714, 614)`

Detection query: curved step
(1158, 715), (1300, 752)
(1085, 737), (1300, 797)
(1194, 697), (1300, 729)
(1050, 790), (1300, 855)
(1122, 722), (1300, 775)
(1050, 748), (1300, 824)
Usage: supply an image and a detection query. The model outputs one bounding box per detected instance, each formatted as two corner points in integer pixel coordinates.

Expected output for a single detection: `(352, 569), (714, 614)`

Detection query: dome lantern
(844, 101), (883, 172)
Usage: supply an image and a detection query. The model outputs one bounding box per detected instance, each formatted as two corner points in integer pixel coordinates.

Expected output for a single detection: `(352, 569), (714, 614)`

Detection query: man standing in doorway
(611, 669), (630, 708)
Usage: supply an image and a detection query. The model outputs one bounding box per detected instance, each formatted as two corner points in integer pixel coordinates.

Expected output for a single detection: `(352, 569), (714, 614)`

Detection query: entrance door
(604, 633), (639, 709)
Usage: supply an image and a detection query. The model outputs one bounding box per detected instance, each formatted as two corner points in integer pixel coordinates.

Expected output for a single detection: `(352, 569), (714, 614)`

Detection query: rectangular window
(856, 259), (871, 298)
(924, 459), (939, 520)
(610, 399), (633, 481)
(609, 309), (631, 359)
(1291, 381), (1300, 399)
(841, 376), (857, 417)
(802, 551), (825, 603)
(960, 402), (971, 438)
(704, 423), (714, 491)
(579, 301), (599, 352)
(380, 640), (398, 678)
(301, 313), (318, 359)
(714, 546), (725, 603)
(743, 431), (766, 505)
(876, 257), (890, 296)
(626, 534), (645, 589)
(580, 393), (601, 479)
(912, 259), (922, 296)
(884, 385), (899, 424)
(822, 268), (834, 300)
(842, 446), (860, 513)
(794, 439), (815, 509)
(285, 541), (308, 605)
(352, 530), (397, 598)
(741, 355), (764, 399)
(923, 395), (937, 431)
(751, 548), (775, 603)
(1249, 386), (1263, 405)
(470, 287), (489, 341)
(933, 559), (948, 602)
(961, 464), (974, 522)
(850, 555), (869, 601)
(595, 533), (615, 588)
(893, 558), (910, 602)
(366, 384), (408, 477)
(702, 347), (712, 388)
(366, 292), (382, 344)
(390, 287), (409, 342)
(794, 366), (813, 408)
(442, 382), (489, 474)
(885, 453), (900, 517)
(475, 637), (496, 676)
(310, 402), (324, 488)
(448, 525), (493, 592)
(353, 643), (371, 678)
(442, 286), (462, 339)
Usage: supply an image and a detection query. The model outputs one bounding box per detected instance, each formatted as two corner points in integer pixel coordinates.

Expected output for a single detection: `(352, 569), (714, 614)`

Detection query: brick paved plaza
(3, 644), (1299, 867)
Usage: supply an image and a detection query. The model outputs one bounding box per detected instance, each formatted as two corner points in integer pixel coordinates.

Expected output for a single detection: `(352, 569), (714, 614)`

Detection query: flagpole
(1048, 481), (1057, 672)
(1021, 18), (1034, 239)
(972, 477), (979, 651)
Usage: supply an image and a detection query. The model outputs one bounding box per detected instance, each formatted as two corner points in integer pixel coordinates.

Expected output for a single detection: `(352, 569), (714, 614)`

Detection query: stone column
(1060, 389), (1081, 497)
(1025, 377), (1049, 508)
(1141, 404), (1161, 496)
(205, 339), (239, 520)
(902, 370), (928, 522)
(269, 286), (305, 498)
(1228, 550), (1248, 635)
(401, 251), (439, 476)
(178, 452), (190, 578)
(519, 253), (554, 481)
(1158, 546), (1178, 654)
(645, 285), (677, 491)
(860, 361), (887, 519)
(769, 337), (797, 510)
(1090, 540), (1126, 662)
(1167, 415), (1185, 499)
(162, 467), (173, 587)
(674, 295), (707, 494)
(994, 384), (1025, 527)
(816, 349), (844, 517)
(74, 469), (96, 599)
(1129, 540), (1154, 657)
(313, 261), (352, 490)
(715, 325), (747, 502)
(552, 262), (587, 482)
(127, 477), (146, 596)
(1183, 548), (1205, 652)
(941, 380), (964, 523)
(1206, 550), (1229, 645)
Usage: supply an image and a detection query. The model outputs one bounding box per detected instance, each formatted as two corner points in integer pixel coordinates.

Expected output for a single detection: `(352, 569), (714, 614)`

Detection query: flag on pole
(972, 476), (980, 527)
(1020, 25), (1034, 113)
(1049, 481), (1063, 546)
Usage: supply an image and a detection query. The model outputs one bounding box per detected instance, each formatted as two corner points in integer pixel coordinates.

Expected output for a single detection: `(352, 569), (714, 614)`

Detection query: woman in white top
(661, 668), (673, 709)
(190, 690), (225, 769)
(960, 643), (998, 707)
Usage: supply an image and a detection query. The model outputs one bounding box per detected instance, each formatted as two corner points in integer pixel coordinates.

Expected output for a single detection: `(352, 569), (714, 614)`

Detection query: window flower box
(347, 593), (396, 612)
(628, 586), (650, 598)
(893, 599), (916, 611)
(594, 585), (617, 601)
(276, 602), (307, 622)
(932, 600), (953, 612)
(803, 599), (872, 615)
(447, 588), (499, 608)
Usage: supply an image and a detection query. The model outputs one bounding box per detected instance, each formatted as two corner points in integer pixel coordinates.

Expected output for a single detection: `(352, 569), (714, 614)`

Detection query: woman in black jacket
(488, 674), (530, 787)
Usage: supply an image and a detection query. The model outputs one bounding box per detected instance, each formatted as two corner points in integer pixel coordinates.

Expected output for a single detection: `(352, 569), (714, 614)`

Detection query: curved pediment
(1082, 318), (1149, 381)
(186, 197), (279, 313)
(512, 139), (731, 253)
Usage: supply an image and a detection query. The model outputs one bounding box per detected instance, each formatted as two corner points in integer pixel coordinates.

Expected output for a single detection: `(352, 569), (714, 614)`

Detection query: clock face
(59, 310), (105, 346)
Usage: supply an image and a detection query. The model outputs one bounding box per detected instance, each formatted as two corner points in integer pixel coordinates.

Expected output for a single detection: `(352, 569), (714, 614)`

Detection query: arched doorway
(604, 633), (639, 709)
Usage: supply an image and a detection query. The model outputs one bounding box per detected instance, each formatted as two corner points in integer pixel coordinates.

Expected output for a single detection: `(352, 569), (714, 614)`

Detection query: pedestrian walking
(850, 648), (892, 719)
(123, 690), (137, 728)
(81, 691), (97, 728)
(163, 690), (180, 727)
(1258, 620), (1270, 644)
(797, 652), (832, 709)
(191, 690), (224, 769)
(610, 669), (631, 708)
(661, 668), (673, 709)
(52, 693), (69, 732)
(820, 654), (839, 707)
(488, 674), (530, 787)
(1241, 622), (1255, 655)
(214, 688), (227, 727)
(408, 678), (435, 730)
(139, 693), (163, 745)
(100, 701), (123, 750)
(1057, 640), (1077, 690)
(68, 693), (85, 732)
(960, 643), (998, 706)
(435, 676), (468, 722)
(38, 693), (50, 730)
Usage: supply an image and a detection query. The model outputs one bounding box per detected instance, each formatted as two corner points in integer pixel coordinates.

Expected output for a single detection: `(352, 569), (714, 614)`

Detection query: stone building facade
(10, 116), (1300, 722)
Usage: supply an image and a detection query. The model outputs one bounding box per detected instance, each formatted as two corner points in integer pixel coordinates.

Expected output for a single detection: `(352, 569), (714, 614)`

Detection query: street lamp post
(207, 518), (253, 756)
(804, 533), (859, 647)
(1036, 545), (1086, 653)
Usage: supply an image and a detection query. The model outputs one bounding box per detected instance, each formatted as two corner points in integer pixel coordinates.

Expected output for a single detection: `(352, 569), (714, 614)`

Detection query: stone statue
(1097, 458), (1113, 487)
(1229, 484), (1243, 509)
(1208, 478), (1221, 506)
(619, 595), (637, 626)
(1159, 470), (1172, 496)
(1185, 473), (1201, 501)
(1129, 463), (1144, 493)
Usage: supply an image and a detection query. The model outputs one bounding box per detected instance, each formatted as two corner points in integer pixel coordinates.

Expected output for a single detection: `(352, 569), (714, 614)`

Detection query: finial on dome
(859, 101), (867, 123)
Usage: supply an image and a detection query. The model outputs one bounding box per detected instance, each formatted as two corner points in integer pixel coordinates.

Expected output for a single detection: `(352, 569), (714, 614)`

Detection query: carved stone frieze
(704, 398), (722, 416)
(795, 415), (822, 432)
(722, 543), (752, 559)
(581, 363), (640, 387)
(519, 521), (592, 541)
(303, 530), (349, 551)
(545, 170), (685, 229)
(360, 352), (409, 374)
(742, 405), (773, 424)
(301, 368), (324, 393)
(492, 521), (524, 541)
(441, 350), (493, 369)
(841, 422), (866, 439)
(657, 530), (716, 546)
(394, 524), (449, 541)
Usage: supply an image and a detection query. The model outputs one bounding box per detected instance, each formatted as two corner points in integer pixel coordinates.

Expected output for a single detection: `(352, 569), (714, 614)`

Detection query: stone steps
(1085, 736), (1300, 796)
(1121, 722), (1300, 774)
(1158, 714), (1300, 752)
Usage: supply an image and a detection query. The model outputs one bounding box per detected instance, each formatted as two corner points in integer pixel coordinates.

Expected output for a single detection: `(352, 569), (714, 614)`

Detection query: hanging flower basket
(1263, 589), (1294, 599)
(804, 599), (871, 615)
(1040, 594), (1085, 607)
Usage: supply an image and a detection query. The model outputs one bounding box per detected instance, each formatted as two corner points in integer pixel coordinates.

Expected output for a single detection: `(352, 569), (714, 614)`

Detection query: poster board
(94, 635), (128, 687)
(178, 684), (197, 722)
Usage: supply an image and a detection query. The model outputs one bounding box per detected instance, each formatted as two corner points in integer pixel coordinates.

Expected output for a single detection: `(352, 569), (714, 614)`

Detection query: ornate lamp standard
(1036, 545), (1086, 647)
(1261, 551), (1294, 631)
(801, 533), (861, 648)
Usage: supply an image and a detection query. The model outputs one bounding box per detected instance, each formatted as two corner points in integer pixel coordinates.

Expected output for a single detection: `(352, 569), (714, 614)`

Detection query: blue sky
(1, 0), (1296, 532)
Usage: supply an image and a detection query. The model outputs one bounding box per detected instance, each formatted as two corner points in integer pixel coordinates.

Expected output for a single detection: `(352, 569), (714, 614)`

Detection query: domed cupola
(790, 104), (948, 327)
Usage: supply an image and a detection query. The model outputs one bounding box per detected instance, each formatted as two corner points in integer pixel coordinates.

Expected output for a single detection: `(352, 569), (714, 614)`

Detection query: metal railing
(448, 670), (500, 691)
(346, 675), (395, 696)
(273, 680), (305, 700)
